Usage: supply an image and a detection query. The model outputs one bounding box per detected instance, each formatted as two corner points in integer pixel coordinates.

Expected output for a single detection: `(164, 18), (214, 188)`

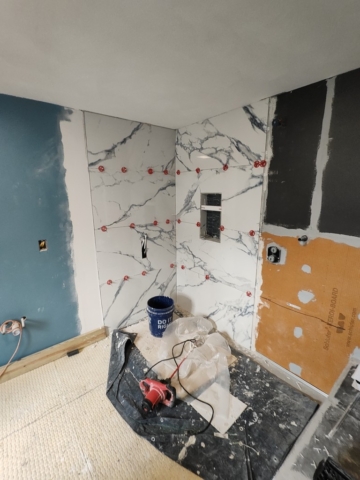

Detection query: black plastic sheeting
(106, 329), (318, 480)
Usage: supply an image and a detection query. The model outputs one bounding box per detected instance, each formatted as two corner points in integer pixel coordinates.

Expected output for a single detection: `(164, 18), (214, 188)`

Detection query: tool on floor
(139, 378), (176, 413)
(139, 338), (215, 434)
(139, 347), (191, 413)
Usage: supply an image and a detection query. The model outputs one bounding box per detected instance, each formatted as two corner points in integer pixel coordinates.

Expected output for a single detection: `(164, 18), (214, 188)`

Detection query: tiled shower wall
(175, 101), (269, 348)
(85, 113), (176, 330)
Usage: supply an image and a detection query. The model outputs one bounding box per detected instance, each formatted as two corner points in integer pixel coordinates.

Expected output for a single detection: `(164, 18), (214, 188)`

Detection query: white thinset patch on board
(289, 363), (302, 376)
(298, 290), (315, 304)
(301, 264), (311, 274)
(287, 303), (301, 310)
(294, 327), (303, 338)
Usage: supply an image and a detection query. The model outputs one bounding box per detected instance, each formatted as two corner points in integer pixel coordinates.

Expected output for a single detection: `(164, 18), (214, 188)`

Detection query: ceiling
(1, 1), (360, 129)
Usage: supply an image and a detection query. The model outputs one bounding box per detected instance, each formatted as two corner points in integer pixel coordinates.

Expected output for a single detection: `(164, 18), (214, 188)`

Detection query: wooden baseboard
(0, 327), (107, 384)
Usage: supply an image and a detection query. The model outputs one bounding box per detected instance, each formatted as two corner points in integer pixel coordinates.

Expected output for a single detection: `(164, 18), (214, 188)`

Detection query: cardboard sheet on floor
(124, 319), (246, 434)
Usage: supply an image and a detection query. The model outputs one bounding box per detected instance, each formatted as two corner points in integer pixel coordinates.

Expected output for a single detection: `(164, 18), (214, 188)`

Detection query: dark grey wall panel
(319, 68), (360, 237)
(265, 81), (327, 229)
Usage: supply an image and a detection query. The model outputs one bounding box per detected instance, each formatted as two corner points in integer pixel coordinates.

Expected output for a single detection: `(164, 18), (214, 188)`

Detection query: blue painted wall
(0, 94), (80, 366)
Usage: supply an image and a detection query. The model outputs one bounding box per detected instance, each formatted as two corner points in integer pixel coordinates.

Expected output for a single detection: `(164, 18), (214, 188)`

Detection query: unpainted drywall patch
(294, 327), (303, 338)
(289, 363), (302, 376)
(298, 290), (315, 304)
(302, 264), (311, 274)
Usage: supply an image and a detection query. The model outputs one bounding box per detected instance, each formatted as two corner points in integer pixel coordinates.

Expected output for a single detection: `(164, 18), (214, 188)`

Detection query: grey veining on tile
(175, 100), (269, 348)
(85, 113), (176, 330)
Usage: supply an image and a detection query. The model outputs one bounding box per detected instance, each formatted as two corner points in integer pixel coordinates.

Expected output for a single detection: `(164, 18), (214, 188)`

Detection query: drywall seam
(309, 77), (335, 231)
(252, 97), (276, 350)
(262, 223), (360, 248)
(61, 110), (103, 333)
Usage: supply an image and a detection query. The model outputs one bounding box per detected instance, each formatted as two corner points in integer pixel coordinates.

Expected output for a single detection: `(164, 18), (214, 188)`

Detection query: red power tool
(139, 378), (176, 414)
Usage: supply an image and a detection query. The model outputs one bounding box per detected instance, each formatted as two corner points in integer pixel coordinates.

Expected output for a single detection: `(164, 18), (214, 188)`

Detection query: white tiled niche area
(175, 101), (269, 348)
(85, 113), (176, 330)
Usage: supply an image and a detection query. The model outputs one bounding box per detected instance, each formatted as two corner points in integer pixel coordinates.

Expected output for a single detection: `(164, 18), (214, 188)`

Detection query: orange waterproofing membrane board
(255, 233), (360, 393)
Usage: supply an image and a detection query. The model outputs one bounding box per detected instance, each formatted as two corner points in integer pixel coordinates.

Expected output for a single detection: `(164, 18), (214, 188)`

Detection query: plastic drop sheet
(107, 324), (319, 480)
(154, 317), (245, 432)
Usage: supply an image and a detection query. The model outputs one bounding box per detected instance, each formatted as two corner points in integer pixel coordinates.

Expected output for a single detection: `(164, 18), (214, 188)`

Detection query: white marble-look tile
(85, 113), (176, 329)
(177, 267), (254, 349)
(86, 114), (176, 173)
(176, 100), (268, 172)
(101, 266), (176, 329)
(176, 222), (258, 291)
(90, 169), (175, 230)
(175, 166), (263, 232)
(175, 100), (268, 348)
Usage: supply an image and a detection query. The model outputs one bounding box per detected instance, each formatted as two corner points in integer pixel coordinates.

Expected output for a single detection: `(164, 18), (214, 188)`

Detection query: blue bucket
(147, 296), (174, 338)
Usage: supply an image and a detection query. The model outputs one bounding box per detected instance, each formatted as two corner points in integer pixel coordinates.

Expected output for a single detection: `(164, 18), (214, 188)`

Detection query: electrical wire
(143, 338), (196, 377)
(144, 338), (215, 435)
(0, 327), (22, 380)
(171, 341), (214, 435)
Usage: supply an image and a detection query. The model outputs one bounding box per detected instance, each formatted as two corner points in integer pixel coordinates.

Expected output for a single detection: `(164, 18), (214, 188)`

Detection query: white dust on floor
(0, 336), (199, 480)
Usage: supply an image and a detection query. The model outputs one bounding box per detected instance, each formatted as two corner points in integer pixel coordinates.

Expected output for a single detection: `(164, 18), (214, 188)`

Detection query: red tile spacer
(176, 170), (181, 175)
(170, 263), (175, 268)
(220, 225), (225, 231)
(130, 223), (135, 229)
(142, 271), (147, 276)
(205, 274), (210, 280)
(121, 167), (127, 173)
(98, 165), (105, 172)
(166, 219), (170, 224)
(124, 275), (129, 281)
(246, 291), (252, 297)
(101, 226), (107, 232)
(163, 169), (168, 175)
(107, 279), (113, 285)
(177, 219), (181, 224)
(254, 160), (260, 168)
(196, 167), (201, 174)
(181, 265), (185, 269)
(153, 220), (158, 226)
(223, 164), (229, 171)
(196, 222), (201, 227)
(260, 160), (267, 167)
(249, 230), (255, 237)
(148, 168), (154, 175)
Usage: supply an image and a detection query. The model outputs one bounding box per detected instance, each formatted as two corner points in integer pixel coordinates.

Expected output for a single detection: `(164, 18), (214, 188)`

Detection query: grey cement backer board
(276, 362), (360, 480)
(107, 329), (318, 480)
(265, 81), (326, 229)
(319, 68), (360, 238)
